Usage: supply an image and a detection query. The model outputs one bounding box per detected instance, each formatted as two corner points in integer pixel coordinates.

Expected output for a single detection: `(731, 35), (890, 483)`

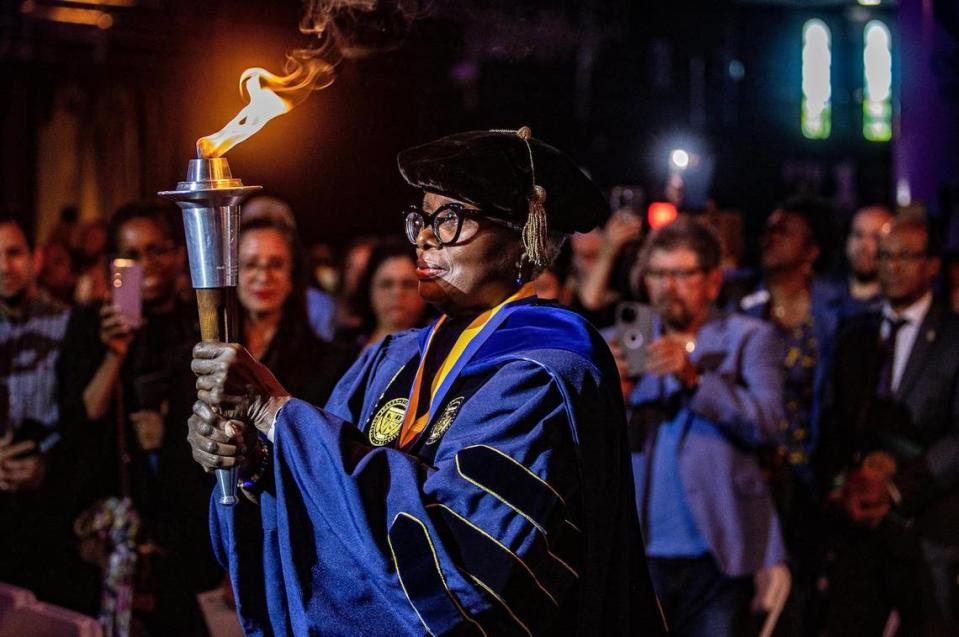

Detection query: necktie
(876, 316), (907, 397)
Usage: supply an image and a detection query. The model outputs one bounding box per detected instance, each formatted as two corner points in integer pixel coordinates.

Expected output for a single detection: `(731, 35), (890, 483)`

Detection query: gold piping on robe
(426, 502), (560, 606)
(454, 452), (580, 578)
(464, 572), (533, 637)
(388, 512), (487, 637)
(462, 444), (583, 533)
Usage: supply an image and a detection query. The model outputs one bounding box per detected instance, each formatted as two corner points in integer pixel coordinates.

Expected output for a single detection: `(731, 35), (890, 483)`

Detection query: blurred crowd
(0, 190), (957, 636)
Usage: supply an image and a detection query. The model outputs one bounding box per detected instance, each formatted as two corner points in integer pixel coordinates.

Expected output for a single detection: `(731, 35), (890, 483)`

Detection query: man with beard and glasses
(627, 216), (788, 636)
(840, 205), (893, 314)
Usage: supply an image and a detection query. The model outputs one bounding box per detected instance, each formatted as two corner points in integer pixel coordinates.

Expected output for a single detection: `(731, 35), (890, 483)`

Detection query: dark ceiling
(1, 0), (899, 248)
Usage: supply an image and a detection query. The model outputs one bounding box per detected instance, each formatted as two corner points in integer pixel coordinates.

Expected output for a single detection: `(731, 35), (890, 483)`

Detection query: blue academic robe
(210, 299), (663, 636)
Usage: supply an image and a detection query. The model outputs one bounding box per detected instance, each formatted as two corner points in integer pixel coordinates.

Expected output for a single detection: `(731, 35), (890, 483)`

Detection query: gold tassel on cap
(524, 185), (549, 267)
(490, 125), (550, 267)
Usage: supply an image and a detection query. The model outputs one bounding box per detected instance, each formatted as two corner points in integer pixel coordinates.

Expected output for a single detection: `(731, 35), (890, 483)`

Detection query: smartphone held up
(110, 258), (144, 328)
(615, 301), (655, 378)
(609, 185), (645, 216)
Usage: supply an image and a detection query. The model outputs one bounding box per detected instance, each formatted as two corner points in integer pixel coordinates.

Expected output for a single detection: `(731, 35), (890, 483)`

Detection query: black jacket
(822, 301), (959, 545)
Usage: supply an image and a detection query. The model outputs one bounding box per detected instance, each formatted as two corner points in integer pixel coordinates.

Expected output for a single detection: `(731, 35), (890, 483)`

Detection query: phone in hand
(110, 258), (143, 328)
(610, 185), (645, 215)
(615, 302), (655, 377)
(6, 419), (48, 457)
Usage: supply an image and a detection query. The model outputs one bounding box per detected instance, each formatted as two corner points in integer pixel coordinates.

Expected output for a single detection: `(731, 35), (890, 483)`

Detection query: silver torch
(159, 157), (260, 505)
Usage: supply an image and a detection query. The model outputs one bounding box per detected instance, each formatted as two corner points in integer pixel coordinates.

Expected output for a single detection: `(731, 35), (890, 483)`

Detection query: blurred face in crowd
(879, 224), (939, 311)
(761, 209), (819, 273)
(570, 229), (602, 274)
(535, 269), (563, 300)
(75, 221), (108, 261)
(644, 246), (722, 333)
(847, 206), (893, 282)
(947, 261), (959, 314)
(370, 256), (425, 333)
(342, 240), (374, 298)
(40, 242), (74, 291)
(0, 222), (37, 304)
(115, 218), (181, 305)
(309, 243), (338, 294)
(238, 228), (294, 320)
(413, 192), (522, 316)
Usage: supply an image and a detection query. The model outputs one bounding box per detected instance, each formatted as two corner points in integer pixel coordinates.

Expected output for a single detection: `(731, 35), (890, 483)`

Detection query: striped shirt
(0, 291), (70, 451)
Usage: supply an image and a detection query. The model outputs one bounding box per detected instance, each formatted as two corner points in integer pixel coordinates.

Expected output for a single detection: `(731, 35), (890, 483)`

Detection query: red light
(648, 202), (678, 229)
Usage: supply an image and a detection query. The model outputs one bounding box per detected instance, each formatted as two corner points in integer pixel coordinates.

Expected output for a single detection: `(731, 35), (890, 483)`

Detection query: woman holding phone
(57, 199), (218, 632)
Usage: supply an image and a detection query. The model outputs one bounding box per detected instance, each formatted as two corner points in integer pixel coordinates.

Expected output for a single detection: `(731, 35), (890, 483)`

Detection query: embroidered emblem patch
(426, 397), (465, 445)
(369, 398), (408, 446)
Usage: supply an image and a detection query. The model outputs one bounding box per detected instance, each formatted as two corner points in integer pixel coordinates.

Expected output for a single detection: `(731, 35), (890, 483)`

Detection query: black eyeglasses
(878, 249), (928, 263)
(404, 203), (522, 246)
(404, 203), (482, 246)
(643, 267), (705, 284)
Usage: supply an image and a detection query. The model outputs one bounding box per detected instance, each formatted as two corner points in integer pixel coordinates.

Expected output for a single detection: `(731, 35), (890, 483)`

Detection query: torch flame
(197, 55), (334, 159)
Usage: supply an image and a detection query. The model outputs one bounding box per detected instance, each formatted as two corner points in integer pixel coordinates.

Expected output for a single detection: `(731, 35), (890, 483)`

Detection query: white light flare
(863, 20), (892, 142)
(670, 149), (690, 171)
(802, 19), (832, 140)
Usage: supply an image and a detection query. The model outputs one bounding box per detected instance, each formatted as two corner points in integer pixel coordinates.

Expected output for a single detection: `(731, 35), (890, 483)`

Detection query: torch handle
(196, 288), (239, 342)
(195, 287), (240, 506)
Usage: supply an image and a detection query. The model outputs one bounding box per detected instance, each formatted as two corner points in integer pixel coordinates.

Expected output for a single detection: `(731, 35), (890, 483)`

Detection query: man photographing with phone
(622, 216), (790, 636)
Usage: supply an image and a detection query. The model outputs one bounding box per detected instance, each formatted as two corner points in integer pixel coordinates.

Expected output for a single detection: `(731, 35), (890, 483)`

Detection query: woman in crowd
(343, 237), (431, 349)
(237, 217), (352, 406)
(58, 200), (213, 632)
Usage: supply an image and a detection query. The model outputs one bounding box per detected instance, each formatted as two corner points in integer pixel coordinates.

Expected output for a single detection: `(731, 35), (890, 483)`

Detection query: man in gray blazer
(821, 216), (959, 637)
(626, 217), (789, 637)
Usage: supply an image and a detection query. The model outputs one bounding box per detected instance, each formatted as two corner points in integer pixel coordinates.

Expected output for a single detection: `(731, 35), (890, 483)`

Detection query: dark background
(0, 0), (944, 254)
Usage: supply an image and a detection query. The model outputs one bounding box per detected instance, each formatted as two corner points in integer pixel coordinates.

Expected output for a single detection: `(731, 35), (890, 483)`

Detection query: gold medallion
(369, 398), (408, 446)
(426, 397), (465, 445)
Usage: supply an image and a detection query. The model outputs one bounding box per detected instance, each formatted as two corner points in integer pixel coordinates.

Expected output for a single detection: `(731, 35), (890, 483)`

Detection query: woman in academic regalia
(187, 128), (666, 636)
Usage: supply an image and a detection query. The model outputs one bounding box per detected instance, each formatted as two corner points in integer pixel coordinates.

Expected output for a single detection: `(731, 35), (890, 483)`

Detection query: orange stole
(397, 283), (537, 448)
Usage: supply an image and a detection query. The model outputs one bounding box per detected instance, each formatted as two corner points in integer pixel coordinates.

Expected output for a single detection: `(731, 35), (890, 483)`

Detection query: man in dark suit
(821, 217), (959, 637)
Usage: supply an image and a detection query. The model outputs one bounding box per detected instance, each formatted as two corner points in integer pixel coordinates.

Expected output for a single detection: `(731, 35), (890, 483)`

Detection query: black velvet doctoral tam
(397, 130), (609, 234)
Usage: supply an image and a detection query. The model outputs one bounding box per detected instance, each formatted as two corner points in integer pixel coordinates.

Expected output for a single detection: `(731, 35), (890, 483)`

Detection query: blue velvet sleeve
(211, 358), (587, 636)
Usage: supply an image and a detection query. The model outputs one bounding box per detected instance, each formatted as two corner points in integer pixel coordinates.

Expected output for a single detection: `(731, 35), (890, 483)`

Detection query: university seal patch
(426, 397), (465, 445)
(369, 398), (408, 446)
